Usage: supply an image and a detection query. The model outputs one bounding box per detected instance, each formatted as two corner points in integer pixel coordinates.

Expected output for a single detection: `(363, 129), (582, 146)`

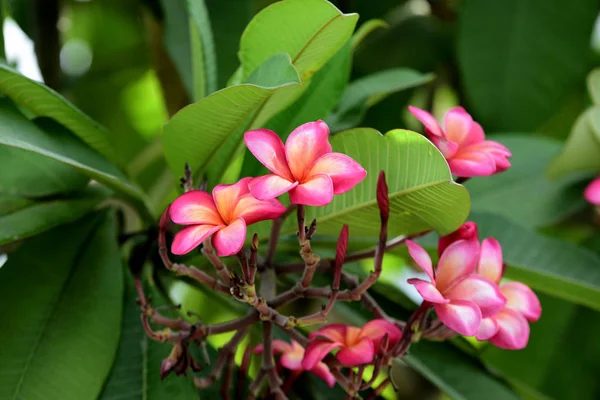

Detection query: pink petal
(447, 152), (496, 178)
(584, 177), (600, 205)
(306, 153), (367, 194)
(436, 239), (480, 293)
(244, 128), (293, 180)
(285, 120), (332, 181)
(476, 317), (499, 341)
(443, 107), (473, 145)
(170, 191), (224, 226)
(281, 351), (303, 371)
(431, 136), (459, 159)
(232, 192), (286, 225)
(501, 282), (542, 322)
(360, 319), (403, 350)
(211, 217), (246, 256)
(309, 324), (346, 343)
(444, 275), (506, 318)
(434, 300), (482, 336)
(273, 340), (294, 354)
(407, 279), (449, 304)
(438, 222), (479, 257)
(212, 178), (252, 223)
(461, 121), (485, 147)
(311, 362), (336, 388)
(289, 173), (333, 206)
(477, 238), (504, 284)
(488, 308), (530, 350)
(462, 140), (512, 174)
(249, 174), (298, 200)
(408, 105), (444, 138)
(336, 337), (374, 366)
(302, 339), (341, 371)
(171, 224), (223, 255)
(406, 240), (435, 281)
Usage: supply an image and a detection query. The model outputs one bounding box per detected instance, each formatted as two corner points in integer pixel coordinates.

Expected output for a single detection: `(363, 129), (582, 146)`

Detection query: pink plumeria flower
(406, 239), (506, 336)
(437, 221), (479, 257)
(584, 177), (600, 206)
(254, 340), (335, 388)
(476, 238), (541, 350)
(408, 106), (511, 178)
(169, 177), (285, 257)
(302, 319), (401, 369)
(244, 120), (367, 206)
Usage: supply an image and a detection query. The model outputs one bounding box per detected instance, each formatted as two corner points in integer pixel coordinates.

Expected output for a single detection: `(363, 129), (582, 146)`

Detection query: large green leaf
(0, 101), (150, 215)
(163, 53), (301, 183)
(99, 279), (199, 400)
(327, 68), (434, 132)
(238, 0), (358, 81)
(0, 145), (88, 197)
(467, 134), (587, 228)
(548, 106), (600, 177)
(457, 0), (597, 131)
(188, 0), (217, 100)
(0, 64), (119, 164)
(470, 212), (600, 310)
(587, 67), (600, 105)
(0, 211), (123, 400)
(0, 186), (107, 245)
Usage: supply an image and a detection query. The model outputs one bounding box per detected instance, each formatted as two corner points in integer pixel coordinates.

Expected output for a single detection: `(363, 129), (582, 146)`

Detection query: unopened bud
(160, 343), (184, 380)
(376, 171), (389, 221)
(438, 221), (479, 256)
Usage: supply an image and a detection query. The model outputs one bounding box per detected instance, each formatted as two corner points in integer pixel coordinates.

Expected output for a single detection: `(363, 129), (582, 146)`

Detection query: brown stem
(237, 345), (253, 399)
(202, 239), (231, 285)
(219, 352), (235, 400)
(391, 301), (431, 357)
(195, 327), (249, 388)
(265, 204), (297, 266)
(249, 233), (259, 285)
(367, 377), (392, 400)
(237, 249), (251, 284)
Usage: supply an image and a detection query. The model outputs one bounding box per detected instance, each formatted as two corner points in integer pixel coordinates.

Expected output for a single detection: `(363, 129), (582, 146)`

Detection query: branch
(202, 239), (231, 285)
(265, 204), (297, 266)
(195, 327), (249, 388)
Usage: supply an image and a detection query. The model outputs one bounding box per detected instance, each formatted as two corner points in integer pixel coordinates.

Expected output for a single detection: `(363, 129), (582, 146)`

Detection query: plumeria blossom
(302, 320), (402, 370)
(254, 340), (335, 388)
(584, 177), (600, 206)
(406, 239), (506, 336)
(438, 221), (479, 256)
(244, 120), (367, 206)
(476, 238), (542, 350)
(169, 177), (285, 257)
(408, 106), (511, 177)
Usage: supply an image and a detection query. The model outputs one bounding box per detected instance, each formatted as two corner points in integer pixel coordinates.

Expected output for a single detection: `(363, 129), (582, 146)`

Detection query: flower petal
(407, 279), (449, 304)
(406, 240), (435, 281)
(244, 128), (293, 179)
(336, 337), (374, 366)
(476, 317), (499, 341)
(248, 174), (298, 200)
(436, 239), (480, 292)
(285, 120), (332, 181)
(254, 340), (293, 355)
(438, 222), (479, 257)
(431, 136), (459, 159)
(281, 352), (303, 371)
(311, 362), (336, 388)
(461, 121), (485, 147)
(447, 152), (496, 178)
(444, 106), (473, 145)
(212, 178), (252, 223)
(360, 319), (403, 350)
(309, 324), (346, 343)
(501, 282), (542, 322)
(171, 224), (223, 255)
(477, 238), (504, 284)
(306, 153), (366, 194)
(444, 275), (506, 318)
(302, 339), (341, 371)
(408, 105), (444, 138)
(488, 308), (530, 350)
(584, 177), (600, 205)
(434, 300), (481, 336)
(170, 190), (224, 226)
(289, 173), (333, 206)
(211, 217), (246, 256)
(232, 193), (286, 225)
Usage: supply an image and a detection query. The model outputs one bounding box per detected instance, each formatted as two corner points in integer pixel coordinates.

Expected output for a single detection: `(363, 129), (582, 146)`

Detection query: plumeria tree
(1, 0), (600, 400)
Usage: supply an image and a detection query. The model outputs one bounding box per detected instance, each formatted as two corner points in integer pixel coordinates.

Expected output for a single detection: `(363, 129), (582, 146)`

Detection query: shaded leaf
(188, 0), (217, 99)
(587, 67), (600, 105)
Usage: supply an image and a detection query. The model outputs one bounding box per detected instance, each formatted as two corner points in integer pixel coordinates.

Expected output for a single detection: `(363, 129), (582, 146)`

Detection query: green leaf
(0, 100), (150, 213)
(327, 69), (434, 132)
(0, 145), (88, 197)
(587, 67), (600, 105)
(457, 0), (597, 131)
(188, 0), (217, 99)
(0, 210), (123, 400)
(0, 64), (119, 164)
(548, 106), (600, 177)
(351, 19), (388, 51)
(467, 134), (587, 228)
(471, 212), (600, 310)
(0, 195), (34, 216)
(163, 53), (301, 184)
(99, 278), (199, 400)
(238, 0), (358, 81)
(160, 0), (194, 97)
(0, 186), (107, 245)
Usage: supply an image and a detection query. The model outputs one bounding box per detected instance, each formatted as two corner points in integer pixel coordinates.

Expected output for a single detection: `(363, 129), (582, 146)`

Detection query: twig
(248, 233), (259, 285)
(391, 301), (431, 357)
(219, 352), (235, 400)
(202, 239), (231, 285)
(237, 345), (253, 399)
(367, 377), (392, 400)
(265, 204), (297, 266)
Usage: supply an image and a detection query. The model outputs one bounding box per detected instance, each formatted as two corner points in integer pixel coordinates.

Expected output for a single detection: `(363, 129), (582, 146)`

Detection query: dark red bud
(437, 221), (479, 256)
(376, 171), (389, 222)
(333, 225), (349, 289)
